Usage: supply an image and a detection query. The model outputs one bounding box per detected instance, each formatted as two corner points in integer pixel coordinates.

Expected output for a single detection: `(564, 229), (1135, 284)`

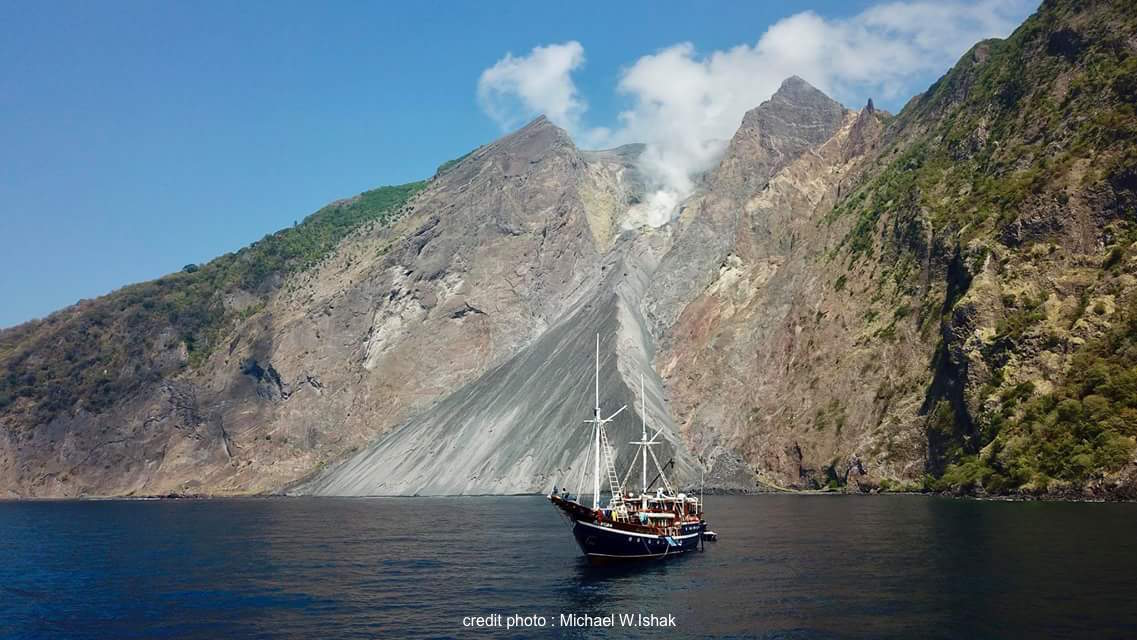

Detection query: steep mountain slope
(0, 116), (649, 497)
(649, 100), (905, 491)
(656, 0), (1137, 497)
(0, 182), (423, 497)
(2, 0), (1135, 500)
(826, 0), (1137, 497)
(300, 77), (856, 496)
(645, 76), (849, 342)
(300, 231), (697, 496)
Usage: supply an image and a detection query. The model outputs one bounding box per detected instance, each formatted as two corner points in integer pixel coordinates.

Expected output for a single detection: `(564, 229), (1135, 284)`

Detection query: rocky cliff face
(648, 99), (910, 491)
(294, 122), (701, 496)
(644, 77), (849, 343)
(838, 0), (1137, 498)
(298, 77), (856, 497)
(3, 0), (1135, 499)
(0, 113), (688, 497)
(299, 231), (698, 496)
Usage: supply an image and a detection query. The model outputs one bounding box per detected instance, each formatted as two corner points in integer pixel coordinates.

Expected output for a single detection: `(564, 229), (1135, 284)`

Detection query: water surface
(2, 495), (1135, 638)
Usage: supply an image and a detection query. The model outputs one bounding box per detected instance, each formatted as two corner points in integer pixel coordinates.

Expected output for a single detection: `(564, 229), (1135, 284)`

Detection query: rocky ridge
(2, 0), (1136, 499)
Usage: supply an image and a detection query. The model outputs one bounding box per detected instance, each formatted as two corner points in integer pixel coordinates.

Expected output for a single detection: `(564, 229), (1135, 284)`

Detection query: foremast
(577, 334), (682, 524)
(584, 334), (628, 520)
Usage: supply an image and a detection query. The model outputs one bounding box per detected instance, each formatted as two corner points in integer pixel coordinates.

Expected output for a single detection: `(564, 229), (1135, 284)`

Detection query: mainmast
(592, 334), (601, 509)
(584, 333), (626, 513)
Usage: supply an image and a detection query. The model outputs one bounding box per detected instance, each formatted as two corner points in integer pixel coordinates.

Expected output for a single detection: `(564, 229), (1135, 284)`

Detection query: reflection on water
(1, 495), (1136, 638)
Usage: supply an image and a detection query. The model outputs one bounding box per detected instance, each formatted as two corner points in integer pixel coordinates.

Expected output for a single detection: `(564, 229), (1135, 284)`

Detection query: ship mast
(584, 333), (626, 512)
(593, 334), (601, 509)
(627, 372), (661, 496)
(641, 374), (648, 494)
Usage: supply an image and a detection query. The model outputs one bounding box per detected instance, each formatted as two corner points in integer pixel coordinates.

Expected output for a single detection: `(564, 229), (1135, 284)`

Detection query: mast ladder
(599, 426), (627, 521)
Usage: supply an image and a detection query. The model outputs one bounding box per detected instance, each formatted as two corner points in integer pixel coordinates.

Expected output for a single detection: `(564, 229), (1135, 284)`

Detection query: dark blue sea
(2, 495), (1136, 639)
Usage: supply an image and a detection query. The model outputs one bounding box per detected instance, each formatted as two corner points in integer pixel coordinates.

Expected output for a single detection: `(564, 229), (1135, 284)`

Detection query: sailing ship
(548, 335), (710, 563)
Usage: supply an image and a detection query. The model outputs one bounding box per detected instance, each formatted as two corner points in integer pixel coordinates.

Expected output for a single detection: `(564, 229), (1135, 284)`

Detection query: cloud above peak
(476, 0), (1035, 227)
(477, 41), (589, 133)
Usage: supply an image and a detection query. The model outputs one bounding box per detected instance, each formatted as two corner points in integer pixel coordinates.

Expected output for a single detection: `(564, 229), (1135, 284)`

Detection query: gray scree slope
(299, 232), (699, 496)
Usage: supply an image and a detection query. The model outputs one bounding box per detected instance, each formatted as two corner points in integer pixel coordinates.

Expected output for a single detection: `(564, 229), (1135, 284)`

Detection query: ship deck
(548, 494), (702, 537)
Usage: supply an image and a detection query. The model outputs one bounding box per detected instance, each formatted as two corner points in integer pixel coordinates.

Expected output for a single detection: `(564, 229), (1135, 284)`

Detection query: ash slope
(300, 233), (699, 496)
(301, 76), (860, 496)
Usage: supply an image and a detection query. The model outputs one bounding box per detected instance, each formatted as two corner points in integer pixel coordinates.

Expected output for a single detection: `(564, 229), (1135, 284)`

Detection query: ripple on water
(1, 495), (1136, 638)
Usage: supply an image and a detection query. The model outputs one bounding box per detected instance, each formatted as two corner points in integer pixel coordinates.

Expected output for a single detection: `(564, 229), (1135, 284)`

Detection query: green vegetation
(814, 399), (847, 435)
(824, 0), (1137, 494)
(830, 1), (1137, 262)
(0, 181), (425, 423)
(877, 478), (923, 493)
(995, 295), (1047, 341)
(216, 183), (423, 292)
(434, 149), (476, 177)
(937, 302), (1137, 494)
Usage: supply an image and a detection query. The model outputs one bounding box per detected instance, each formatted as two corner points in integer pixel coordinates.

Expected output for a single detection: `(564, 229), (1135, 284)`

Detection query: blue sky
(0, 1), (1035, 327)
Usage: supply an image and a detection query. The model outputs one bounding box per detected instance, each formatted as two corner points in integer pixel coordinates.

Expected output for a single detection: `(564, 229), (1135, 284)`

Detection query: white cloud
(477, 1), (1035, 228)
(476, 41), (589, 133)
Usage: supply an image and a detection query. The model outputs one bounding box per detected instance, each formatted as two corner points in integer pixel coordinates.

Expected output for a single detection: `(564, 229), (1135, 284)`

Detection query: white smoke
(478, 1), (1034, 228)
(624, 189), (686, 229)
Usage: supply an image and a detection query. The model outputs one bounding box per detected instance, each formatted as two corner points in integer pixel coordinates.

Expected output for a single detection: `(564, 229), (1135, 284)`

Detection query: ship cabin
(617, 489), (702, 521)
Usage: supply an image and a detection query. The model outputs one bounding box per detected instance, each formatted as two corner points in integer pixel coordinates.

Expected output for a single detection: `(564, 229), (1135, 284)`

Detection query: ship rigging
(548, 334), (712, 562)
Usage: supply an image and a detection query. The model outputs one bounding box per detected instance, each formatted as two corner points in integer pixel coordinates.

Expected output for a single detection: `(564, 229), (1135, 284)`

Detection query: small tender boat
(548, 335), (710, 563)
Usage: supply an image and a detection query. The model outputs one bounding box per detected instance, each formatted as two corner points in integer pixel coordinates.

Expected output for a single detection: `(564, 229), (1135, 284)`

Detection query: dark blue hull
(572, 519), (703, 561)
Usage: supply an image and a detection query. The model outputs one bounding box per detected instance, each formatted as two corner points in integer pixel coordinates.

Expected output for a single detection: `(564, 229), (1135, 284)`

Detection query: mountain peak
(497, 114), (575, 153)
(843, 97), (884, 161)
(735, 75), (845, 146)
(710, 75), (846, 194)
(435, 115), (576, 184)
(777, 74), (811, 91)
(523, 114), (550, 128)
(770, 75), (838, 110)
